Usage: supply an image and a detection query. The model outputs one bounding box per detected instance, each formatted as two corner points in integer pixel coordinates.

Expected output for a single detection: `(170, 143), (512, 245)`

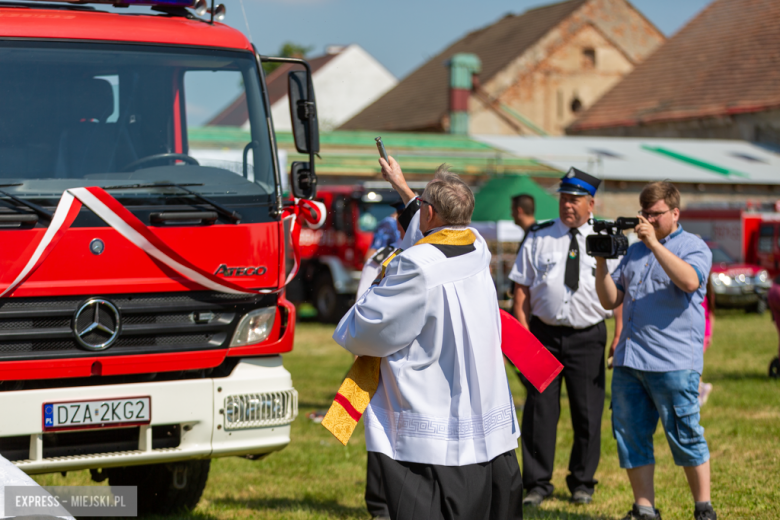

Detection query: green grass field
(34, 311), (779, 519)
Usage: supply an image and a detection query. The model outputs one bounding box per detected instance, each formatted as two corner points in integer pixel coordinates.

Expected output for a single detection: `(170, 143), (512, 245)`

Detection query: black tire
(106, 460), (210, 515)
(770, 357), (780, 379)
(313, 272), (349, 323)
(748, 298), (768, 314)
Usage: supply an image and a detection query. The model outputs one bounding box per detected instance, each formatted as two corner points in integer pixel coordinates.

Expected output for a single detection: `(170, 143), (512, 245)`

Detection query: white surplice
(333, 221), (519, 466)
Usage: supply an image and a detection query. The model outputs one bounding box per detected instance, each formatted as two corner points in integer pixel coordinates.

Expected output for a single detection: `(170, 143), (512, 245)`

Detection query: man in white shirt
(509, 168), (622, 507)
(333, 157), (523, 520)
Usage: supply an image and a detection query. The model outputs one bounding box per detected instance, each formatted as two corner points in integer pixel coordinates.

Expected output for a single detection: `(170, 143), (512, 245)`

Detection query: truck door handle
(150, 211), (218, 225)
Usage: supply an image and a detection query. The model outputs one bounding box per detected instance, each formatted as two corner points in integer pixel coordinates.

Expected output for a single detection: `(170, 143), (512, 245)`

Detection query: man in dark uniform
(509, 168), (622, 507)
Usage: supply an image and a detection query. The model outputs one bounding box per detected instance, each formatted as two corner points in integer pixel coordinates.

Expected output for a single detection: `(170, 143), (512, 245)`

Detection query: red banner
(500, 309), (563, 393)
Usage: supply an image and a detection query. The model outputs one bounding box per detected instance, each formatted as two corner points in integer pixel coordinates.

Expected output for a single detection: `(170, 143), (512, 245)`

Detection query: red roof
(0, 5), (252, 51)
(568, 0), (780, 132)
(207, 52), (338, 126)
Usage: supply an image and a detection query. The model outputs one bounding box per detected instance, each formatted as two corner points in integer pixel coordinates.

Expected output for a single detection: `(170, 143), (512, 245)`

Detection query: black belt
(530, 315), (603, 332)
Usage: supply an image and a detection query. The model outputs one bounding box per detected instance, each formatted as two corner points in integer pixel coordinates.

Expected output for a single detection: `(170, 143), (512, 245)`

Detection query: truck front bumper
(713, 284), (767, 308)
(0, 356), (297, 475)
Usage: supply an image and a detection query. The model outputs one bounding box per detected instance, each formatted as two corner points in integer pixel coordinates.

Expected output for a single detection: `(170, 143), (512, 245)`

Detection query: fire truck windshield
(0, 40), (275, 200)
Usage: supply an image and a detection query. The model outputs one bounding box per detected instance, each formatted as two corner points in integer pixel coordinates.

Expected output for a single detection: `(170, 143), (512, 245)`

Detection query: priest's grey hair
(422, 164), (475, 226)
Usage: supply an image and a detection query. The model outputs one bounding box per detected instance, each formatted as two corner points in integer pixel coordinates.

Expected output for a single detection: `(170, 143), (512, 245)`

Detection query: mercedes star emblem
(90, 238), (105, 255)
(73, 298), (121, 351)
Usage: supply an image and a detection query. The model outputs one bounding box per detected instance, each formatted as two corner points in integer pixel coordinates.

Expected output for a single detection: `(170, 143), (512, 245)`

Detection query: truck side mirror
(288, 70), (319, 155)
(290, 161), (317, 200)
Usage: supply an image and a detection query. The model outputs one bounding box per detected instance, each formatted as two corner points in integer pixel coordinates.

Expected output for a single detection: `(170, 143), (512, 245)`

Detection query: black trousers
(375, 450), (523, 520)
(366, 451), (389, 517)
(520, 316), (606, 496)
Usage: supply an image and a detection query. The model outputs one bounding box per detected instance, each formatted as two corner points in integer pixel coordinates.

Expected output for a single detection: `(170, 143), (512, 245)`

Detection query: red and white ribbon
(280, 197), (326, 286)
(0, 187), (325, 298)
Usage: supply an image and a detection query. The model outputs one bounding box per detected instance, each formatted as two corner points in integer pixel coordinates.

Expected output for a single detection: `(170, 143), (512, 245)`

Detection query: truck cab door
(757, 223), (776, 272)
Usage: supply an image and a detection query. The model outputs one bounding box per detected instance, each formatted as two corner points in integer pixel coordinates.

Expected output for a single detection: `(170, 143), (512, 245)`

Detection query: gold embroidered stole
(322, 228), (476, 445)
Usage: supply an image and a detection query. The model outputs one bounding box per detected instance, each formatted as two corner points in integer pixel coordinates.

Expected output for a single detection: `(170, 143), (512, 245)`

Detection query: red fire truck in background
(287, 184), (404, 321)
(0, 1), (320, 514)
(681, 205), (775, 313)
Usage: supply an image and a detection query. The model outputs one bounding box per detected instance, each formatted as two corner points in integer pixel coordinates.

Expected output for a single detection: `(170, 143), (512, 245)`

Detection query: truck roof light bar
(15, 0), (197, 7)
(116, 0), (195, 5)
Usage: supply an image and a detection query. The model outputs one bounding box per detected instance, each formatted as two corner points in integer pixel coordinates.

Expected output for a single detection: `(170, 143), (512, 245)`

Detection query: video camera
(585, 217), (640, 259)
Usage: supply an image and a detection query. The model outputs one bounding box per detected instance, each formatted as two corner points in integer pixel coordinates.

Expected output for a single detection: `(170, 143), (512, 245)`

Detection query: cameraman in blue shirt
(593, 182), (716, 520)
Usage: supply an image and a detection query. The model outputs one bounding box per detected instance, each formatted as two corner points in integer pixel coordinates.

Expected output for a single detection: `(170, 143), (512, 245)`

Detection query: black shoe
(620, 504), (662, 520)
(694, 504), (717, 520)
(769, 357), (779, 378)
(523, 489), (546, 507)
(571, 490), (592, 504)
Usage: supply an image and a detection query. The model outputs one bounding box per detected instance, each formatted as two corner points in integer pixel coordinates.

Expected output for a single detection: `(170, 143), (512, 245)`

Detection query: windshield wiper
(102, 183), (242, 223)
(0, 183), (54, 221)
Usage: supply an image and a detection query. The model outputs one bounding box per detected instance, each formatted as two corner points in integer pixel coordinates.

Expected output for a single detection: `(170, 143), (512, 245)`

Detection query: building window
(583, 48), (596, 68)
(571, 97), (582, 113)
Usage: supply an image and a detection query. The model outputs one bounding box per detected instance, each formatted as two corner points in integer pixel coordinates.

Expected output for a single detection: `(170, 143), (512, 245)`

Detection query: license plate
(43, 397), (151, 431)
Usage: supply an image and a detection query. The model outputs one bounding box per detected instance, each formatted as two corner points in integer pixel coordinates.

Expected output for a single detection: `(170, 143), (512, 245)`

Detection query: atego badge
(214, 264), (267, 277)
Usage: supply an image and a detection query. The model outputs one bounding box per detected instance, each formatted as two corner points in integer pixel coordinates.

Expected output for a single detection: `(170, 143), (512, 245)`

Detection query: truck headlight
(230, 307), (276, 346)
(718, 273), (732, 286)
(757, 270), (769, 283)
(710, 273), (721, 286)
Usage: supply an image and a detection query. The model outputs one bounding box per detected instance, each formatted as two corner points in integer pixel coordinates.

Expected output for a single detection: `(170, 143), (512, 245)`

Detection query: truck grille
(0, 292), (272, 360)
(223, 390), (298, 430)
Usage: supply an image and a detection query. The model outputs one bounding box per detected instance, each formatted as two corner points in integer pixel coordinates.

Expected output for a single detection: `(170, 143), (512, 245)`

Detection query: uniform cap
(558, 167), (600, 196)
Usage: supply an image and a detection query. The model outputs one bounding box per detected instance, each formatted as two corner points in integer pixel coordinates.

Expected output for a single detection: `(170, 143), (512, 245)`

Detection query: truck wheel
(770, 357), (780, 379)
(314, 272), (348, 323)
(748, 298), (767, 314)
(106, 460), (210, 515)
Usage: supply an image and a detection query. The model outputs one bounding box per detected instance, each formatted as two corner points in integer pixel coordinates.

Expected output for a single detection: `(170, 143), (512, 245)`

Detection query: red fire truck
(681, 206), (774, 312)
(0, 1), (320, 514)
(289, 184), (403, 321)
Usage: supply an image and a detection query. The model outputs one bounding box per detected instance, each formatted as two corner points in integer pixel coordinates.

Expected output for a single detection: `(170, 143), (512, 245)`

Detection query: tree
(262, 42), (314, 75)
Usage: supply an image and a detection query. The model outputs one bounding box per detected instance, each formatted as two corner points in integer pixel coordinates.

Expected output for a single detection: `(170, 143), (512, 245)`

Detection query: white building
(208, 44), (397, 132)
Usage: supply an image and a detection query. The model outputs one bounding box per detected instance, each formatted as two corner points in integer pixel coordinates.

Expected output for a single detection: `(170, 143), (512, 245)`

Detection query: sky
(179, 0), (714, 125)
(218, 0), (715, 80)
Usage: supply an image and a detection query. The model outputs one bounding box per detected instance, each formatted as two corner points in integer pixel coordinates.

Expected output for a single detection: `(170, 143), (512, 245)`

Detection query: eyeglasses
(638, 209), (672, 220)
(420, 198), (436, 212)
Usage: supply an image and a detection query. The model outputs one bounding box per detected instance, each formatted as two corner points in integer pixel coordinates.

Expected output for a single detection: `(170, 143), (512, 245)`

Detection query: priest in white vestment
(333, 158), (523, 520)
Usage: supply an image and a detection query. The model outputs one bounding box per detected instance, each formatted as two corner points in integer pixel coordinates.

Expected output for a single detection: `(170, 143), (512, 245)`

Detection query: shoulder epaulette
(371, 245), (396, 264)
(529, 220), (554, 233)
(371, 248), (403, 286)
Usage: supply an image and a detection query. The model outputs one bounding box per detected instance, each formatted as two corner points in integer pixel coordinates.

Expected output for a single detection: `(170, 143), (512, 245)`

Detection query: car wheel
(770, 357), (780, 379)
(748, 298), (767, 314)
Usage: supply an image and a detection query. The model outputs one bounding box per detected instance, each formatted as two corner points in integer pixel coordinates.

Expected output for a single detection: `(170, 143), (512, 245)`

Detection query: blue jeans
(611, 367), (709, 468)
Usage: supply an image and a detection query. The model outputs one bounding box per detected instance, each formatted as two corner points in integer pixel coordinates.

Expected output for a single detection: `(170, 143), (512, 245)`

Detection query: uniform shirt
(334, 225), (519, 467)
(611, 226), (712, 373)
(508, 217), (618, 329)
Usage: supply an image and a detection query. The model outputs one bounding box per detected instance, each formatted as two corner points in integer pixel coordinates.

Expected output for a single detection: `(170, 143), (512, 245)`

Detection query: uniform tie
(565, 227), (580, 292)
